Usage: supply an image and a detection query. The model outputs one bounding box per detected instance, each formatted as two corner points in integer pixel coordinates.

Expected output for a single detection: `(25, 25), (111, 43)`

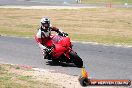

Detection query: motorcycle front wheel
(69, 51), (83, 68)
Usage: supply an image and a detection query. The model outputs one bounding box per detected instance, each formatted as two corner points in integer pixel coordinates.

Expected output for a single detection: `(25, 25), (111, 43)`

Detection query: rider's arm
(34, 29), (46, 50)
(51, 27), (68, 36)
(51, 27), (64, 34)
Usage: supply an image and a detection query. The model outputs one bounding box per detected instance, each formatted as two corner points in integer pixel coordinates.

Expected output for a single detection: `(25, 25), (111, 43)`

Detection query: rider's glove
(60, 32), (68, 37)
(63, 32), (68, 37)
(44, 48), (51, 53)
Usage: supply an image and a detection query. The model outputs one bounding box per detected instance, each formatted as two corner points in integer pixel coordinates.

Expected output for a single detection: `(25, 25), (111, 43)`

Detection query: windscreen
(52, 35), (62, 44)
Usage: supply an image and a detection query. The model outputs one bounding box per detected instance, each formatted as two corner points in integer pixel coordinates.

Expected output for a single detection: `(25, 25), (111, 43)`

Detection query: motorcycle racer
(34, 17), (68, 59)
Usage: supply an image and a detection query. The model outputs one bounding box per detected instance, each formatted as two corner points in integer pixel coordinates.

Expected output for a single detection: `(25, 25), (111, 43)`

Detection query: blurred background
(0, 0), (132, 7)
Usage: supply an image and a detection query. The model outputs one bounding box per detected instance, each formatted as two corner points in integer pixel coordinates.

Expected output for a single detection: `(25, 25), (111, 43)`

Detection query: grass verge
(0, 8), (132, 45)
(0, 64), (60, 88)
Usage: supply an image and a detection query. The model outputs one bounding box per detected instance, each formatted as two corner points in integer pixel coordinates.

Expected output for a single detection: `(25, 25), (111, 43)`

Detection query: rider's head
(40, 17), (50, 29)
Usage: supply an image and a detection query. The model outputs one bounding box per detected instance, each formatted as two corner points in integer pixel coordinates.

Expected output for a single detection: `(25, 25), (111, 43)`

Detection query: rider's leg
(41, 49), (47, 59)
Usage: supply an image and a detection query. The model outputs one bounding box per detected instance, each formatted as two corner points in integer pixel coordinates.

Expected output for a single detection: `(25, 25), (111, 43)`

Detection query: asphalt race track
(0, 0), (76, 6)
(0, 0), (132, 83)
(0, 0), (132, 8)
(0, 36), (132, 80)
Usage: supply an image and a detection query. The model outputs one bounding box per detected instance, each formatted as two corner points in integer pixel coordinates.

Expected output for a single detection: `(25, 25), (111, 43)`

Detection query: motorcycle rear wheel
(69, 51), (83, 68)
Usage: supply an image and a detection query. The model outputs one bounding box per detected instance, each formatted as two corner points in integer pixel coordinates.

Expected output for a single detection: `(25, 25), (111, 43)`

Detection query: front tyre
(69, 51), (83, 68)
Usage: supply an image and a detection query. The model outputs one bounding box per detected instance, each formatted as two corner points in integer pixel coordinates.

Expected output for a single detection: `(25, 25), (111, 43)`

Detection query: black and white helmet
(40, 17), (50, 28)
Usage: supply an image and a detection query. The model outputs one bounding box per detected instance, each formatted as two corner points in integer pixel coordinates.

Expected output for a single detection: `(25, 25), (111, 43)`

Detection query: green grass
(0, 64), (60, 88)
(81, 0), (132, 4)
(71, 34), (132, 45)
(0, 27), (35, 37)
(0, 8), (132, 45)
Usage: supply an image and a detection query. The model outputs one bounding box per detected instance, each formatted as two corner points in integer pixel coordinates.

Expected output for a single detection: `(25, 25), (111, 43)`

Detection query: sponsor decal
(79, 67), (131, 86)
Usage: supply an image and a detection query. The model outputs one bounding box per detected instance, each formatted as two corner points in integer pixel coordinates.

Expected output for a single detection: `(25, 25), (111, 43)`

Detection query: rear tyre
(69, 51), (83, 68)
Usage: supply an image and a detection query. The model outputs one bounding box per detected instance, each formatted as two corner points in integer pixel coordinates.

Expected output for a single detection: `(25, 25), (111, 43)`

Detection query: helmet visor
(42, 23), (49, 28)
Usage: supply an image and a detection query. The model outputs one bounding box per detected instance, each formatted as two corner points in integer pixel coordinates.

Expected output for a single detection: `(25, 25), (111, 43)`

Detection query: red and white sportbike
(43, 34), (83, 68)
